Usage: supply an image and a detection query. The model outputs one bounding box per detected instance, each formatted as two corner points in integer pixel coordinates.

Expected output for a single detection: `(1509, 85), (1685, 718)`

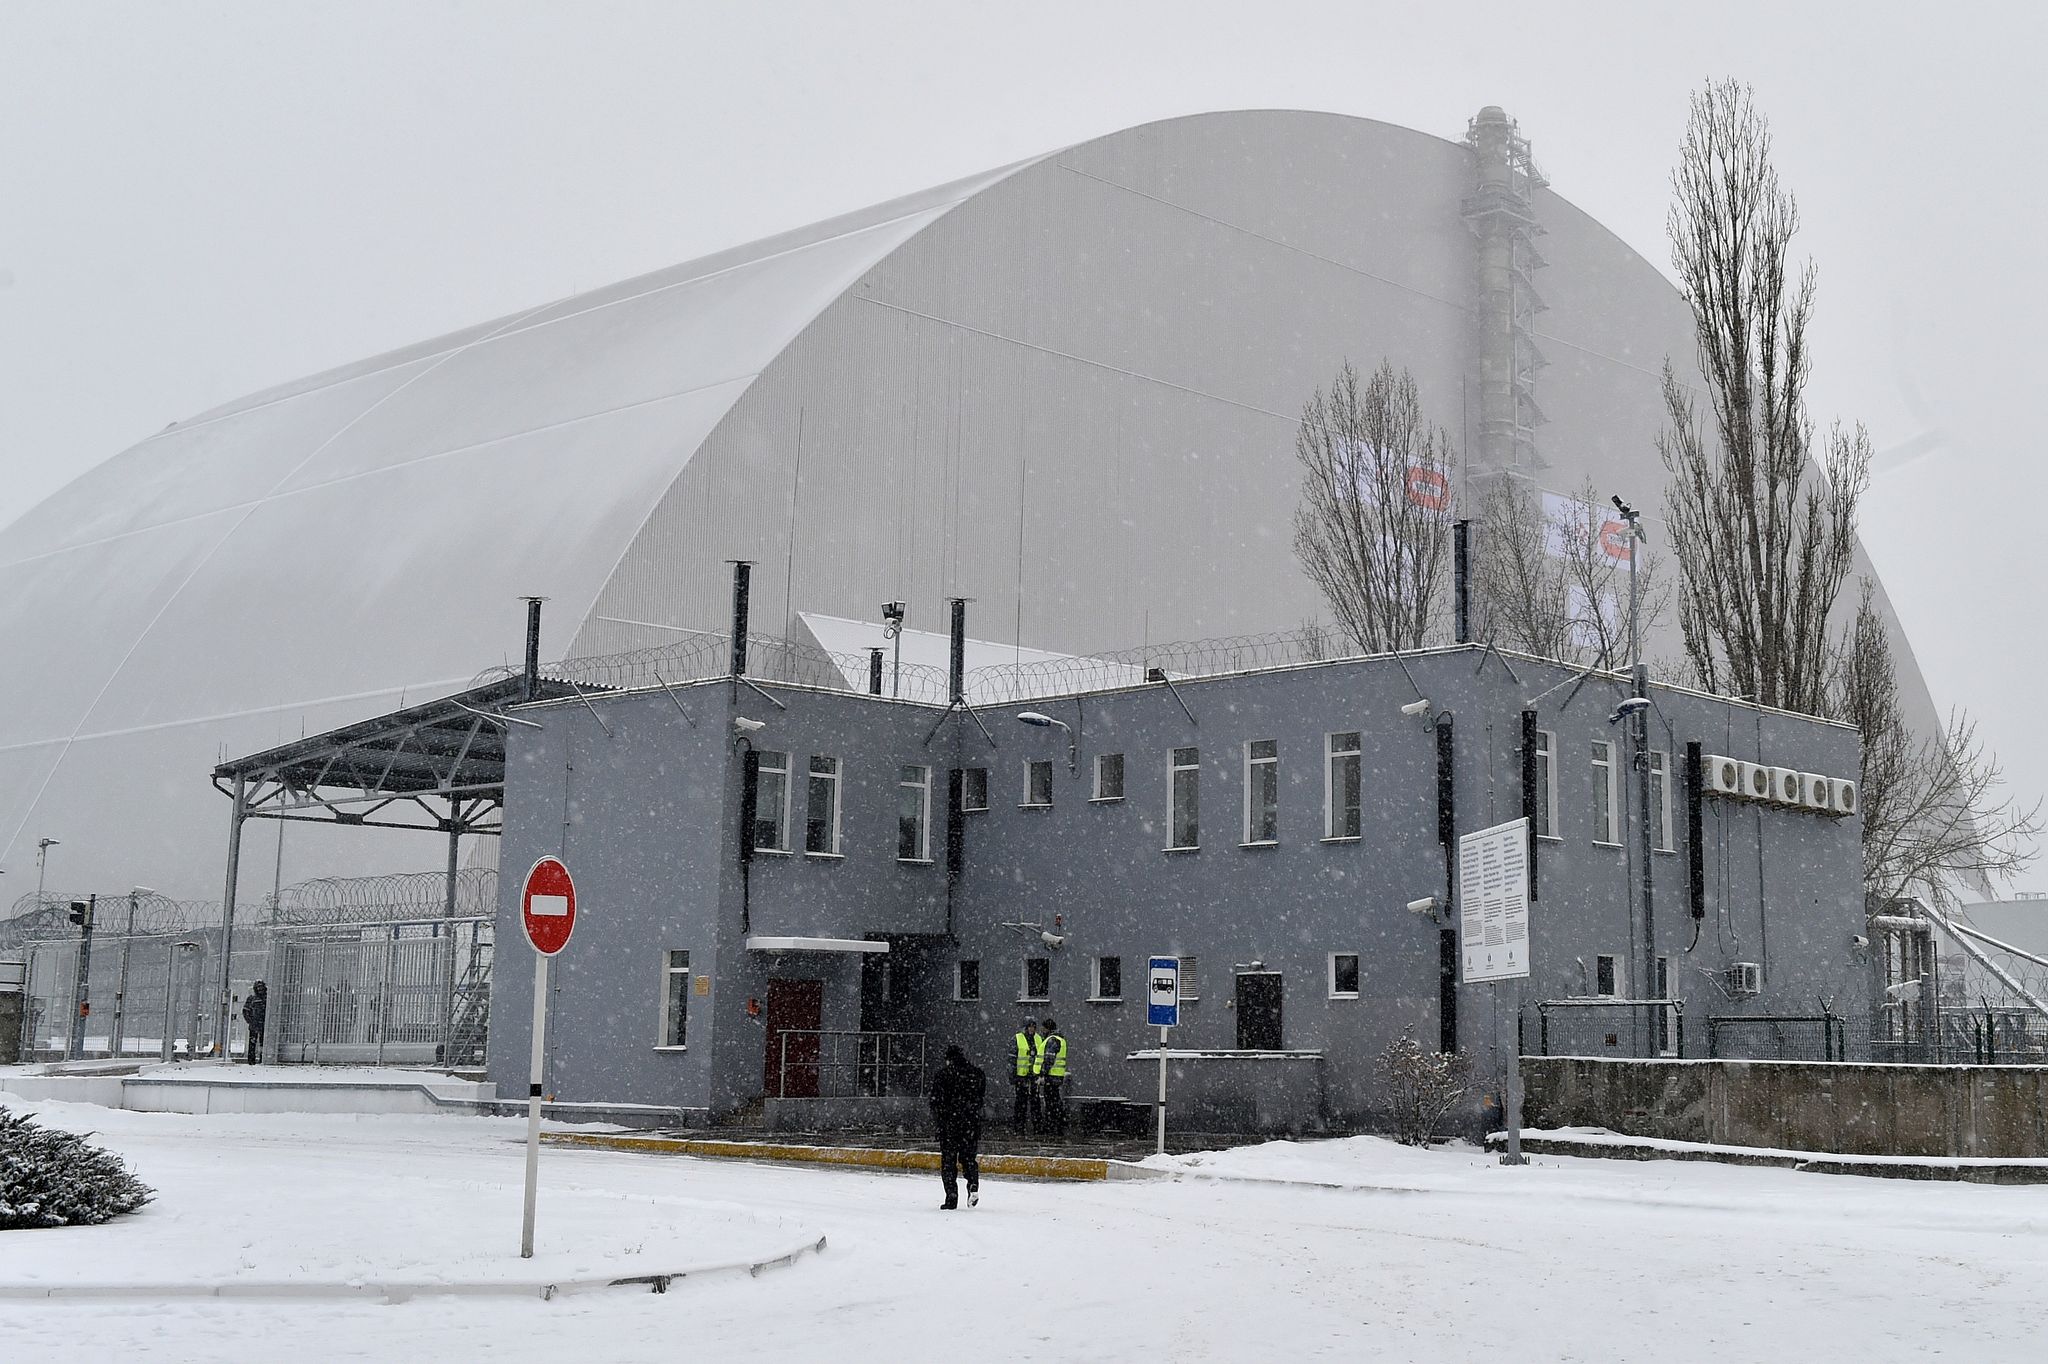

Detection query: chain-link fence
(1707, 1014), (1849, 1062)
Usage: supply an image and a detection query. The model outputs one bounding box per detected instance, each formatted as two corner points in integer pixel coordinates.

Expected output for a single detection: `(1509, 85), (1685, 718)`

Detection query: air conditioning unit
(1726, 961), (1762, 997)
(1799, 773), (1834, 812)
(1768, 766), (1801, 805)
(1739, 762), (1772, 801)
(1831, 778), (1860, 817)
(1703, 754), (1744, 797)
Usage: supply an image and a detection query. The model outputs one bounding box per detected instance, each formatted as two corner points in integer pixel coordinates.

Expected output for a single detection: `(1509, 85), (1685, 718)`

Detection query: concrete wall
(1523, 1056), (2048, 1159)
(487, 647), (1865, 1131)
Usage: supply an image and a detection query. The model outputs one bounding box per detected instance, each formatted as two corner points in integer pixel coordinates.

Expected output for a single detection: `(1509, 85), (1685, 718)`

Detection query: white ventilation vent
(1740, 762), (1772, 801)
(1768, 766), (1801, 805)
(1703, 754), (1744, 797)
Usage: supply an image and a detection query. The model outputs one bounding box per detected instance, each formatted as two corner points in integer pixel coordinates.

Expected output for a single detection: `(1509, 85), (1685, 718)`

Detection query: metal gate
(269, 917), (491, 1066)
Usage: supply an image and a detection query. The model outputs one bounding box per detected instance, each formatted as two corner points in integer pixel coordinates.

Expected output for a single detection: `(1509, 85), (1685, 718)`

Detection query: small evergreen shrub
(1375, 1033), (1473, 1146)
(0, 1106), (154, 1229)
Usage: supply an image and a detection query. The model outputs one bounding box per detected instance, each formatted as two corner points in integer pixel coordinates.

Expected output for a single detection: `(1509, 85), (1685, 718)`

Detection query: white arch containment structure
(0, 107), (1948, 903)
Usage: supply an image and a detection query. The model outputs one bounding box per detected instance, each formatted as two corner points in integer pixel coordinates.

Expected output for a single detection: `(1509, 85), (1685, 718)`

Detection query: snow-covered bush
(0, 1106), (154, 1229)
(1374, 1034), (1471, 1146)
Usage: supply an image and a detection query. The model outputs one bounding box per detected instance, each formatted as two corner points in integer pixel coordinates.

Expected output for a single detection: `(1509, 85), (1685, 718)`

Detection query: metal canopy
(212, 676), (588, 836)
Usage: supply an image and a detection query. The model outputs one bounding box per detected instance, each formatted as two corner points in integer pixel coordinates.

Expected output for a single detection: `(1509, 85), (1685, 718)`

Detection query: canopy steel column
(217, 775), (247, 1059)
(439, 806), (461, 1064)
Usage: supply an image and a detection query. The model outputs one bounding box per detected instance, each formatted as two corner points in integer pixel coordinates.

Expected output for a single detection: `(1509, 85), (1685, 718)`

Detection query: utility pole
(67, 895), (96, 1060)
(1612, 495), (1656, 1051)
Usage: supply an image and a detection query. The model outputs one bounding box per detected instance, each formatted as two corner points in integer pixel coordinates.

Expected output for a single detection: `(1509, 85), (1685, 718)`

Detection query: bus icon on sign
(1148, 956), (1180, 1028)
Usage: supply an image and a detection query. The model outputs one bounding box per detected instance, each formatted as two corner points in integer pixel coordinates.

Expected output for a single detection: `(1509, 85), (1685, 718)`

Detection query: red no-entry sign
(520, 856), (577, 957)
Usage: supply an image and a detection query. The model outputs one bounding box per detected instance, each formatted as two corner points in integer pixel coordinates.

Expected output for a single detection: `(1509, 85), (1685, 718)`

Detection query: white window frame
(1243, 739), (1279, 845)
(804, 755), (843, 856)
(1093, 752), (1125, 802)
(1328, 952), (1361, 999)
(1595, 953), (1620, 998)
(897, 764), (933, 862)
(656, 949), (691, 1049)
(1324, 731), (1362, 840)
(1649, 749), (1675, 852)
(1091, 955), (1124, 1002)
(1167, 747), (1200, 850)
(955, 959), (981, 1002)
(960, 766), (989, 813)
(1533, 728), (1559, 841)
(1023, 759), (1054, 808)
(1591, 739), (1620, 846)
(752, 751), (791, 853)
(1020, 956), (1051, 1003)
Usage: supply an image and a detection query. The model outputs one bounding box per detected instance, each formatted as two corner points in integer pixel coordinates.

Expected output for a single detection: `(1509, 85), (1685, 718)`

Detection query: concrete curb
(541, 1130), (1159, 1182)
(1485, 1133), (2048, 1184)
(0, 1234), (828, 1304)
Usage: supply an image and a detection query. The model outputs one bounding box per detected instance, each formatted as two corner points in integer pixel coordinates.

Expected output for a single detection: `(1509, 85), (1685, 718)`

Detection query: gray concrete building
(487, 633), (1864, 1132)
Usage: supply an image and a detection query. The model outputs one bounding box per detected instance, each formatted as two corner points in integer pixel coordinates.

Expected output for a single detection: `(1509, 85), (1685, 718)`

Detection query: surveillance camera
(1040, 930), (1066, 949)
(1400, 698), (1430, 717)
(881, 601), (906, 622)
(732, 716), (766, 735)
(1406, 895), (1439, 916)
(1852, 934), (1870, 949)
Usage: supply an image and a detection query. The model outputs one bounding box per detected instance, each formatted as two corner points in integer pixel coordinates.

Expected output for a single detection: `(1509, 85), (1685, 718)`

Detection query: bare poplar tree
(1293, 360), (1454, 653)
(1657, 80), (1871, 715)
(1833, 583), (2040, 906)
(1473, 475), (1667, 668)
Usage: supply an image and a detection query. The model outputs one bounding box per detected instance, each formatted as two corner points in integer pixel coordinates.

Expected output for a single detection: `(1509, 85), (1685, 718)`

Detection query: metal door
(1235, 971), (1283, 1050)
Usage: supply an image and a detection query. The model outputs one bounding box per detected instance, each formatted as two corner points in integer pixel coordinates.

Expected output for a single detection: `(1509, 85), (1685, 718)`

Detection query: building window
(898, 765), (932, 861)
(658, 950), (690, 1047)
(1094, 753), (1125, 801)
(805, 756), (841, 855)
(960, 767), (989, 813)
(751, 751), (790, 852)
(1649, 750), (1674, 851)
(1243, 739), (1278, 845)
(1325, 732), (1362, 839)
(1179, 956), (1200, 1001)
(956, 959), (981, 1002)
(1595, 954), (1619, 998)
(1533, 729), (1558, 839)
(1169, 747), (1200, 849)
(1591, 740), (1619, 846)
(1329, 953), (1361, 998)
(1021, 957), (1050, 1002)
(1093, 956), (1123, 1001)
(1024, 759), (1054, 808)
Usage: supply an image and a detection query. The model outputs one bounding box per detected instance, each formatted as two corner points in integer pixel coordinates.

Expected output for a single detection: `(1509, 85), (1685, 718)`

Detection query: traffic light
(67, 900), (91, 928)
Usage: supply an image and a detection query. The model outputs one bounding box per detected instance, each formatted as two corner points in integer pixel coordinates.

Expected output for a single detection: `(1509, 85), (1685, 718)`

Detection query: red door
(763, 979), (824, 1097)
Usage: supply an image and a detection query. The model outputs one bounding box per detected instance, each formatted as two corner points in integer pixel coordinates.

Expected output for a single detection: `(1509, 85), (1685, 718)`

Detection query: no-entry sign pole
(518, 855), (578, 1259)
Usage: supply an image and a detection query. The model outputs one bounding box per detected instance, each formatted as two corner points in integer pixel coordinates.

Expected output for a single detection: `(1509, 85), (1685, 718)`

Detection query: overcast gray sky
(3, 1), (2043, 882)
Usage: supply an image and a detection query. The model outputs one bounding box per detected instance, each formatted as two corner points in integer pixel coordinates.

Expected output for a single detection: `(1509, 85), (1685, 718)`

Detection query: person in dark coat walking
(241, 981), (268, 1064)
(928, 1043), (986, 1210)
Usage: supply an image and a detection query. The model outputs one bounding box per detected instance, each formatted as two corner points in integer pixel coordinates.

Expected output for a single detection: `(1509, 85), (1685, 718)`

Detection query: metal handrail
(773, 1028), (926, 1099)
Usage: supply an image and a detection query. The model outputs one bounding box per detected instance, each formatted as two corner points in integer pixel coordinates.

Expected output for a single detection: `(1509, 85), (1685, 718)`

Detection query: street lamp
(1610, 493), (1656, 1048)
(34, 838), (59, 917)
(1014, 711), (1077, 773)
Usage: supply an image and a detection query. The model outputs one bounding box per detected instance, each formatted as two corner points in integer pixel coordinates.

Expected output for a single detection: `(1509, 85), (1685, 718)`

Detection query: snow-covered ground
(4, 1102), (2045, 1363)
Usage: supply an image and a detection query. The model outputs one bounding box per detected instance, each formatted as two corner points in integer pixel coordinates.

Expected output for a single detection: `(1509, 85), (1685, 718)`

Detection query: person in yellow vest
(1039, 1016), (1069, 1136)
(1011, 1018), (1044, 1133)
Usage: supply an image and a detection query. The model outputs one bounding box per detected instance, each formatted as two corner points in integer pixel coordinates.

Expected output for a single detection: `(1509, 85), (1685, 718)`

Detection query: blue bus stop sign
(1147, 957), (1180, 1028)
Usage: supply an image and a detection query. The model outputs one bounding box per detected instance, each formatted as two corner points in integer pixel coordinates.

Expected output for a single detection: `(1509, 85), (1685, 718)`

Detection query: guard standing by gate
(1011, 1018), (1043, 1133)
(1040, 1017), (1068, 1135)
